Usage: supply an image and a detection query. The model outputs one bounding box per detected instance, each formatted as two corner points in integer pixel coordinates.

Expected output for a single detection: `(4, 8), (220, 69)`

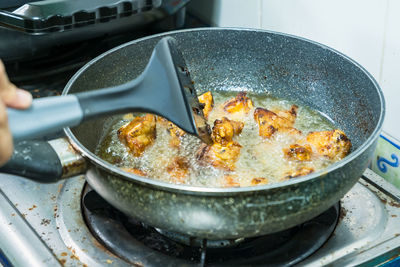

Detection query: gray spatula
(7, 37), (212, 145)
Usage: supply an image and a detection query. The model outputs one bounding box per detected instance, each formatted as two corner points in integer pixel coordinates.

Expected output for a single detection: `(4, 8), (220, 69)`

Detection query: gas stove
(0, 169), (399, 266)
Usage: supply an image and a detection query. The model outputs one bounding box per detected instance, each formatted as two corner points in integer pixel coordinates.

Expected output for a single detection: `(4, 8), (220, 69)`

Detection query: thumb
(0, 60), (32, 109)
(6, 88), (32, 109)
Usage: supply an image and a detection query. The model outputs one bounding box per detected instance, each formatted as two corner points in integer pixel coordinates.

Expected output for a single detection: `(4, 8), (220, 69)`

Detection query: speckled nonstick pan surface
(63, 28), (385, 240)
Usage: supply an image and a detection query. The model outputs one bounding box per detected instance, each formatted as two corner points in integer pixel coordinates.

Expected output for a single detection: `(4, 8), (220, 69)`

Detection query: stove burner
(155, 228), (246, 248)
(82, 185), (339, 266)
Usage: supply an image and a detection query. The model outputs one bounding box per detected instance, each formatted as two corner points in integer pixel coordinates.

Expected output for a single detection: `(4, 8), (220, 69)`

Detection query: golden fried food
(251, 177), (269, 185)
(156, 116), (169, 127)
(166, 122), (186, 148)
(197, 141), (242, 171)
(166, 156), (190, 183)
(272, 105), (298, 125)
(157, 116), (186, 148)
(118, 114), (156, 157)
(306, 129), (351, 160)
(283, 144), (312, 161)
(198, 91), (214, 118)
(223, 175), (240, 187)
(223, 92), (254, 114)
(120, 167), (147, 176)
(285, 166), (315, 179)
(104, 91), (353, 188)
(197, 116), (244, 171)
(212, 117), (244, 146)
(254, 105), (298, 138)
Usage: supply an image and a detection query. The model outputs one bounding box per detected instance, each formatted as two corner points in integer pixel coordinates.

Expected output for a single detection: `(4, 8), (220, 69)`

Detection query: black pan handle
(0, 138), (87, 183)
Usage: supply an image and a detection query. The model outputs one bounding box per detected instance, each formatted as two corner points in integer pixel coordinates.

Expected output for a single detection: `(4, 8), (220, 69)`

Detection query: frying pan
(1, 28), (385, 240)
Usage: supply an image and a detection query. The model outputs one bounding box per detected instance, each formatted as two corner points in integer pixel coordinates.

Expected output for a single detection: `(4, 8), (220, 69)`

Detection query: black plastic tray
(0, 0), (190, 61)
(0, 0), (161, 34)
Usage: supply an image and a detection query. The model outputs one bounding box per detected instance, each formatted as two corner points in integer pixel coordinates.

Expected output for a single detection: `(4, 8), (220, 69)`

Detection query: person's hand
(0, 60), (32, 166)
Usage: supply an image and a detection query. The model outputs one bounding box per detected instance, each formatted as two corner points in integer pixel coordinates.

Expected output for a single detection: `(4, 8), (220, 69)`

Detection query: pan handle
(0, 138), (87, 183)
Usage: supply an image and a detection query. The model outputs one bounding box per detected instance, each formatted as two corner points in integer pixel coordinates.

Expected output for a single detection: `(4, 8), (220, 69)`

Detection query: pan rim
(63, 27), (385, 195)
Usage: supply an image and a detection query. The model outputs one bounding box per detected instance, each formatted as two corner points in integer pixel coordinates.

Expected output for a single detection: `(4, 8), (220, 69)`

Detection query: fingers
(6, 89), (32, 109)
(0, 59), (14, 165)
(0, 59), (31, 166)
(0, 60), (16, 103)
(0, 100), (13, 166)
(0, 60), (32, 109)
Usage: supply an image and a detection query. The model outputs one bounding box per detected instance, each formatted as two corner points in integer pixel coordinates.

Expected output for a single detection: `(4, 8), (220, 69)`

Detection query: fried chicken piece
(223, 175), (240, 187)
(166, 122), (186, 148)
(251, 177), (269, 185)
(197, 142), (242, 171)
(271, 105), (298, 125)
(196, 116), (243, 171)
(285, 166), (315, 179)
(166, 156), (190, 183)
(118, 114), (156, 157)
(198, 91), (214, 118)
(253, 105), (299, 138)
(156, 116), (168, 126)
(223, 92), (254, 114)
(283, 144), (312, 161)
(306, 129), (351, 160)
(157, 117), (186, 148)
(212, 117), (244, 146)
(120, 167), (147, 176)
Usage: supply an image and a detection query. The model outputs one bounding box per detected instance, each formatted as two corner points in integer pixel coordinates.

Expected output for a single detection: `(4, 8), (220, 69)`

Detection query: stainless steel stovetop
(0, 169), (400, 266)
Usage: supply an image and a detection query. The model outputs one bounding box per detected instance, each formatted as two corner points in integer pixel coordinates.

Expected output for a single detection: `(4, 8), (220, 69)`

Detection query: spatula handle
(7, 95), (83, 141)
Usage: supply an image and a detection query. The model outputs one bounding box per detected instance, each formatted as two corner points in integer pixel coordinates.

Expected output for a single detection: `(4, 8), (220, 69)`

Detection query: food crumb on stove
(40, 218), (51, 226)
(106, 259), (113, 264)
(70, 254), (79, 260)
(28, 204), (37, 211)
(339, 206), (348, 221)
(389, 201), (400, 208)
(68, 248), (79, 260)
(57, 184), (63, 193)
(61, 252), (68, 256)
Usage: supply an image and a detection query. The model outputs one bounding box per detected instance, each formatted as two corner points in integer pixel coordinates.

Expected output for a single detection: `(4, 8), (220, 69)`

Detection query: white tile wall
(260, 0), (387, 80)
(187, 0), (400, 138)
(379, 0), (400, 138)
(188, 0), (261, 28)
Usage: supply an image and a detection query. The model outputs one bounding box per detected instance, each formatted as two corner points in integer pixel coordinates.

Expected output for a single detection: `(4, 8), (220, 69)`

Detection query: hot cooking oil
(96, 91), (336, 187)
